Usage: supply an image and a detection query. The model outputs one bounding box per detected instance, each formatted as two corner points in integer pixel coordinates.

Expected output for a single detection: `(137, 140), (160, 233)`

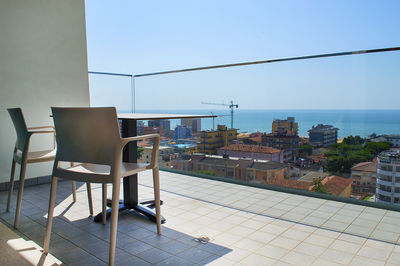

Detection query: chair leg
(102, 184), (107, 225)
(152, 166), (162, 235)
(70, 163), (77, 203)
(14, 161), (27, 228)
(71, 181), (77, 203)
(86, 183), (93, 216)
(43, 176), (58, 253)
(6, 159), (16, 212)
(109, 181), (120, 266)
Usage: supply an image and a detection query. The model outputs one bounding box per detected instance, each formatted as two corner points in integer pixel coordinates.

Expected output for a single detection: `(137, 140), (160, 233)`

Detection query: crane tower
(201, 100), (238, 129)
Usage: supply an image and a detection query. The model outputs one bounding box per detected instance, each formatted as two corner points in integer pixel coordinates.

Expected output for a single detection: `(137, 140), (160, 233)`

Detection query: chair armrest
(121, 134), (160, 169)
(121, 134), (160, 147)
(29, 130), (55, 134)
(28, 126), (56, 148)
(28, 126), (54, 130)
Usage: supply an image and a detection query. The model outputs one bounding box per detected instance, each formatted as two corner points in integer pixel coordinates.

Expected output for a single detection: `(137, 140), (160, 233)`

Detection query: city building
(298, 171), (330, 182)
(173, 125), (193, 139)
(351, 161), (377, 195)
(148, 119), (171, 132)
(241, 132), (263, 145)
(139, 146), (178, 167)
(267, 178), (312, 191)
(385, 134), (400, 147)
(246, 161), (290, 183)
(198, 125), (237, 155)
(376, 150), (400, 205)
(147, 119), (171, 137)
(272, 117), (298, 136)
(321, 175), (352, 197)
(308, 124), (338, 147)
(217, 144), (283, 163)
(141, 126), (164, 136)
(261, 134), (299, 162)
(171, 154), (289, 181)
(181, 118), (201, 133)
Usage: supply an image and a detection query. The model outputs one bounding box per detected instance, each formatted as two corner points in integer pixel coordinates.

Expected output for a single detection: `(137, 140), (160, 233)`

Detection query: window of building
(227, 168), (234, 178)
(380, 165), (392, 171)
(379, 184), (392, 192)
(380, 175), (392, 182)
(247, 171), (254, 180)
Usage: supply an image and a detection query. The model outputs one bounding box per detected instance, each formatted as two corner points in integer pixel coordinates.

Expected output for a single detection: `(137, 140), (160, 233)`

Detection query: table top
(117, 113), (217, 121)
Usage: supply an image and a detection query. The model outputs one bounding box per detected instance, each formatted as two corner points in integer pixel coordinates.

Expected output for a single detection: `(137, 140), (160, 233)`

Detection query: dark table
(94, 113), (216, 224)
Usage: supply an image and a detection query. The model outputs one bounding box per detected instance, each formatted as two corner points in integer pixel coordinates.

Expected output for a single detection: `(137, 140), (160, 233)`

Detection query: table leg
(94, 119), (165, 224)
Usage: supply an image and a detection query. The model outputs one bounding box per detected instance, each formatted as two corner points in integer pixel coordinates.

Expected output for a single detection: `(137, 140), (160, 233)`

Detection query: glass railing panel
(88, 72), (133, 112)
(89, 49), (400, 243)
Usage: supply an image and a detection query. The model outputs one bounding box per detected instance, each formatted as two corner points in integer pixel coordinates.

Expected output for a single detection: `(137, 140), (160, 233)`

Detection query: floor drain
(193, 236), (210, 244)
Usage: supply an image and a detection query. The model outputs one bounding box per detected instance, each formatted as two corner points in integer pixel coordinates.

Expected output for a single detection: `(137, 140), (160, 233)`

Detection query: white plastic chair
(6, 108), (94, 228)
(43, 107), (161, 266)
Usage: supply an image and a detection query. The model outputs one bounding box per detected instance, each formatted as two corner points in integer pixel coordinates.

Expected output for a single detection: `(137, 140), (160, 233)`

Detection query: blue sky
(85, 0), (400, 111)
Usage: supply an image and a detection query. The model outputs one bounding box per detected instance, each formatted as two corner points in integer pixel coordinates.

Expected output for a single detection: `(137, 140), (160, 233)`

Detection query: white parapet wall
(0, 0), (90, 183)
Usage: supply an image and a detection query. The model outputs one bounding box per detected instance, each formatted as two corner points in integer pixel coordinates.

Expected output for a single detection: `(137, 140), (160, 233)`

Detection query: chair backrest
(8, 108), (30, 151)
(51, 107), (121, 165)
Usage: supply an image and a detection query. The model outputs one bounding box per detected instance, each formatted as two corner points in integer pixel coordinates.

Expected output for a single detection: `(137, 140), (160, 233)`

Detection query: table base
(93, 200), (166, 224)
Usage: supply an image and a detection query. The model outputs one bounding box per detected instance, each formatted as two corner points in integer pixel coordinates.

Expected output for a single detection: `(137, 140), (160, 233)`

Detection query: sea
(134, 109), (400, 138)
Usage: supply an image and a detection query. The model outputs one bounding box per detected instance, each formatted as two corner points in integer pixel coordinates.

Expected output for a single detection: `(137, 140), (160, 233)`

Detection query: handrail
(88, 46), (400, 113)
(133, 46), (400, 78)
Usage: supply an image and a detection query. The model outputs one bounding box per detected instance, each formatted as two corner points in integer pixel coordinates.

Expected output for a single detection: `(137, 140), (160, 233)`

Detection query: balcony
(2, 170), (400, 265)
(3, 1), (400, 265)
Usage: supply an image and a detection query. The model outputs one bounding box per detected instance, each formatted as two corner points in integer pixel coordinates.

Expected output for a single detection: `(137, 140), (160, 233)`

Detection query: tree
(299, 144), (313, 157)
(364, 141), (392, 156)
(137, 147), (144, 158)
(324, 138), (391, 174)
(311, 178), (329, 194)
(343, 135), (364, 145)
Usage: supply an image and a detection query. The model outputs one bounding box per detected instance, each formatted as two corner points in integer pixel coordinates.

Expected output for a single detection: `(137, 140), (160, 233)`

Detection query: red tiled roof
(250, 132), (263, 137)
(351, 162), (377, 173)
(249, 136), (262, 143)
(321, 175), (352, 196)
(267, 178), (312, 191)
(219, 144), (281, 154)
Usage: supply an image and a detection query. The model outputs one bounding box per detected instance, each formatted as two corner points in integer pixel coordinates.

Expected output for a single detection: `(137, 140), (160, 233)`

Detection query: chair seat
(14, 149), (56, 164)
(54, 162), (151, 183)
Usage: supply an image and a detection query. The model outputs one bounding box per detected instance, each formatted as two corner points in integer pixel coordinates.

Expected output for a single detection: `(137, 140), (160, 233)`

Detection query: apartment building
(261, 134), (299, 162)
(171, 154), (289, 181)
(198, 125), (237, 155)
(217, 144), (283, 163)
(181, 118), (201, 133)
(351, 161), (377, 195)
(272, 117), (298, 136)
(376, 150), (400, 205)
(308, 124), (338, 147)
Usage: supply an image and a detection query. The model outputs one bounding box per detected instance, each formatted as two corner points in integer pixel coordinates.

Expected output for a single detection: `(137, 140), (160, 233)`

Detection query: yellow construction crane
(201, 100), (238, 129)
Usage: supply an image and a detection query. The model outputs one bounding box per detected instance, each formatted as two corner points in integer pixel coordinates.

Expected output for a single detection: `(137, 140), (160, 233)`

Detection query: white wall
(0, 0), (90, 182)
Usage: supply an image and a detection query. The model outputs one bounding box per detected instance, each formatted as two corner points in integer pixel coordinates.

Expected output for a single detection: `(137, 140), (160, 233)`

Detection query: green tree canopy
(299, 144), (313, 157)
(324, 135), (391, 173)
(311, 178), (329, 194)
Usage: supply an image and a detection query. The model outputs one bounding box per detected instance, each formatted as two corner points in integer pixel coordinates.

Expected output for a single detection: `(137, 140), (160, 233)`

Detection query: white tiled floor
(1, 170), (400, 265)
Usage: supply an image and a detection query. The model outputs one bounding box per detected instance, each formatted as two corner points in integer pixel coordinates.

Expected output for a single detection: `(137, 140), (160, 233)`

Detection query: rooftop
(299, 171), (330, 182)
(379, 150), (400, 161)
(351, 162), (377, 173)
(2, 171), (400, 265)
(321, 176), (353, 196)
(267, 178), (312, 191)
(309, 124), (339, 132)
(219, 144), (281, 154)
(250, 161), (289, 171)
